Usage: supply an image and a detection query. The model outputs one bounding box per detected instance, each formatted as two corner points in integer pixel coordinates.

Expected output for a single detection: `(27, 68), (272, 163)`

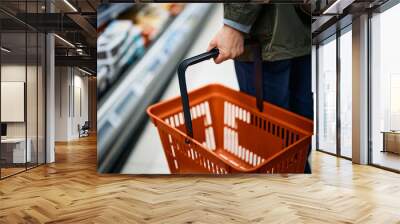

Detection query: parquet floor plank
(1, 135), (400, 223)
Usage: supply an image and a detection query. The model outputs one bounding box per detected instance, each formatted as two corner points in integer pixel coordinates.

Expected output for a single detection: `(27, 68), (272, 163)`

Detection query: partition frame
(0, 0), (48, 180)
(315, 24), (352, 161)
(315, 0), (400, 173)
(367, 1), (400, 173)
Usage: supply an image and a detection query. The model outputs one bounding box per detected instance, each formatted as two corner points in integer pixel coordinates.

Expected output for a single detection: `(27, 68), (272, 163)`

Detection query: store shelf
(98, 13), (175, 106)
(97, 3), (214, 172)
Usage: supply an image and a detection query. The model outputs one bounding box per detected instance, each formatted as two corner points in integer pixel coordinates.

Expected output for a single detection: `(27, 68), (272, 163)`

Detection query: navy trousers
(234, 55), (313, 173)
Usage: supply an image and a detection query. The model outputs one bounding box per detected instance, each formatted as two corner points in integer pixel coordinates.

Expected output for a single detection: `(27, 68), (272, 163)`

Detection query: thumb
(207, 38), (217, 52)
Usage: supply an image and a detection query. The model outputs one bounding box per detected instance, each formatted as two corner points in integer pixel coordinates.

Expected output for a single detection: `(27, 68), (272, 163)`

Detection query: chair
(78, 121), (90, 138)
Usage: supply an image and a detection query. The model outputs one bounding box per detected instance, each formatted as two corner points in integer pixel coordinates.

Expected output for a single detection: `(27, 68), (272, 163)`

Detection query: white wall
(1, 65), (26, 138)
(54, 67), (89, 141)
(72, 73), (89, 137)
(54, 66), (69, 141)
(1, 82), (25, 122)
(1, 65), (39, 138)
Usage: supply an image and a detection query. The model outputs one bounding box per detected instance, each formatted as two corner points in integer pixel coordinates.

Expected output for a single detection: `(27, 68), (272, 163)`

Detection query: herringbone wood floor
(1, 135), (400, 224)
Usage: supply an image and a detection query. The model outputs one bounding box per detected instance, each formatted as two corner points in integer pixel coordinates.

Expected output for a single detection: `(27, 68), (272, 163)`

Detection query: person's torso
(239, 5), (311, 62)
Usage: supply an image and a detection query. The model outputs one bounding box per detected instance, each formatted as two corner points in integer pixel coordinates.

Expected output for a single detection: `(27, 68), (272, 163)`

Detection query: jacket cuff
(223, 19), (252, 34)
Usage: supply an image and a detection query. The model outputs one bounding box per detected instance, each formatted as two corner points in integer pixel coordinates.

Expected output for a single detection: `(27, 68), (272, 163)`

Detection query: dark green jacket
(224, 4), (311, 62)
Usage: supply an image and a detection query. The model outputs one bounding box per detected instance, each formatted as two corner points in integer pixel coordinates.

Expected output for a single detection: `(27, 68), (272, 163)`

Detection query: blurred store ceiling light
(78, 67), (93, 76)
(63, 0), (78, 12)
(54, 34), (75, 48)
(76, 48), (87, 56)
(1, 47), (11, 53)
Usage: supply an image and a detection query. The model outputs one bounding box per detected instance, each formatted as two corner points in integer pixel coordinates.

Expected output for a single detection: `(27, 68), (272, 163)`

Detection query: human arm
(207, 4), (262, 64)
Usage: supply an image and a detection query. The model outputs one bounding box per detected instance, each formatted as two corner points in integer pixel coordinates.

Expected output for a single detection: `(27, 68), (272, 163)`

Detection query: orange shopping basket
(147, 47), (313, 174)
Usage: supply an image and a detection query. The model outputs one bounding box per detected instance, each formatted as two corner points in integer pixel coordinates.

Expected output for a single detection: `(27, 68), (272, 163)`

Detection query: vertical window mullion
(36, 0), (39, 167)
(336, 29), (341, 157)
(367, 10), (373, 165)
(316, 44), (320, 151)
(25, 0), (28, 171)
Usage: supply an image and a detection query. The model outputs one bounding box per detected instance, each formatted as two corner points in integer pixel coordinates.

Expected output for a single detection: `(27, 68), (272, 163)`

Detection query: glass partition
(1, 30), (27, 177)
(38, 32), (45, 165)
(26, 0), (46, 169)
(371, 3), (400, 171)
(27, 30), (39, 169)
(317, 36), (337, 155)
(0, 1), (46, 179)
(339, 28), (352, 158)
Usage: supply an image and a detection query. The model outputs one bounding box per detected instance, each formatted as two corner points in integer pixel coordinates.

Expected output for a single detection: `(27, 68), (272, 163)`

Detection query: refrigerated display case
(97, 4), (182, 97)
(97, 20), (144, 92)
(97, 3), (214, 172)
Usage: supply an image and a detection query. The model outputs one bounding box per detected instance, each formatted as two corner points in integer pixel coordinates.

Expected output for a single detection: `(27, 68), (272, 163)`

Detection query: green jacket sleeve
(224, 4), (262, 33)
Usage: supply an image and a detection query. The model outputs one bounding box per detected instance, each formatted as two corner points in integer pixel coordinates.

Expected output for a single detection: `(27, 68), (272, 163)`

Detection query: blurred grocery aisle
(98, 3), (223, 172)
(122, 4), (238, 174)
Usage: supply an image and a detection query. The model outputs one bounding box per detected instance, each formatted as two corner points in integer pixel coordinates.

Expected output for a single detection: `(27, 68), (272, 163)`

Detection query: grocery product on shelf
(97, 20), (144, 95)
(134, 4), (171, 46)
(97, 66), (109, 94)
(97, 4), (187, 97)
(163, 3), (185, 16)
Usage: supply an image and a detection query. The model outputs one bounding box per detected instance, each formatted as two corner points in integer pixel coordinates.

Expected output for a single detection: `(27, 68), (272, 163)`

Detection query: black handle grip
(177, 44), (263, 143)
(178, 48), (219, 140)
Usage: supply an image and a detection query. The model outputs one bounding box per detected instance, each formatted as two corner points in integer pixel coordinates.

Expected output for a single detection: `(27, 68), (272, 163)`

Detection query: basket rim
(148, 83), (313, 134)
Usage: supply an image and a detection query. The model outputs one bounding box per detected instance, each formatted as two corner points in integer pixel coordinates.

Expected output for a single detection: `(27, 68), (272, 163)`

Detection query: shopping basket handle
(177, 44), (263, 142)
(178, 48), (219, 140)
